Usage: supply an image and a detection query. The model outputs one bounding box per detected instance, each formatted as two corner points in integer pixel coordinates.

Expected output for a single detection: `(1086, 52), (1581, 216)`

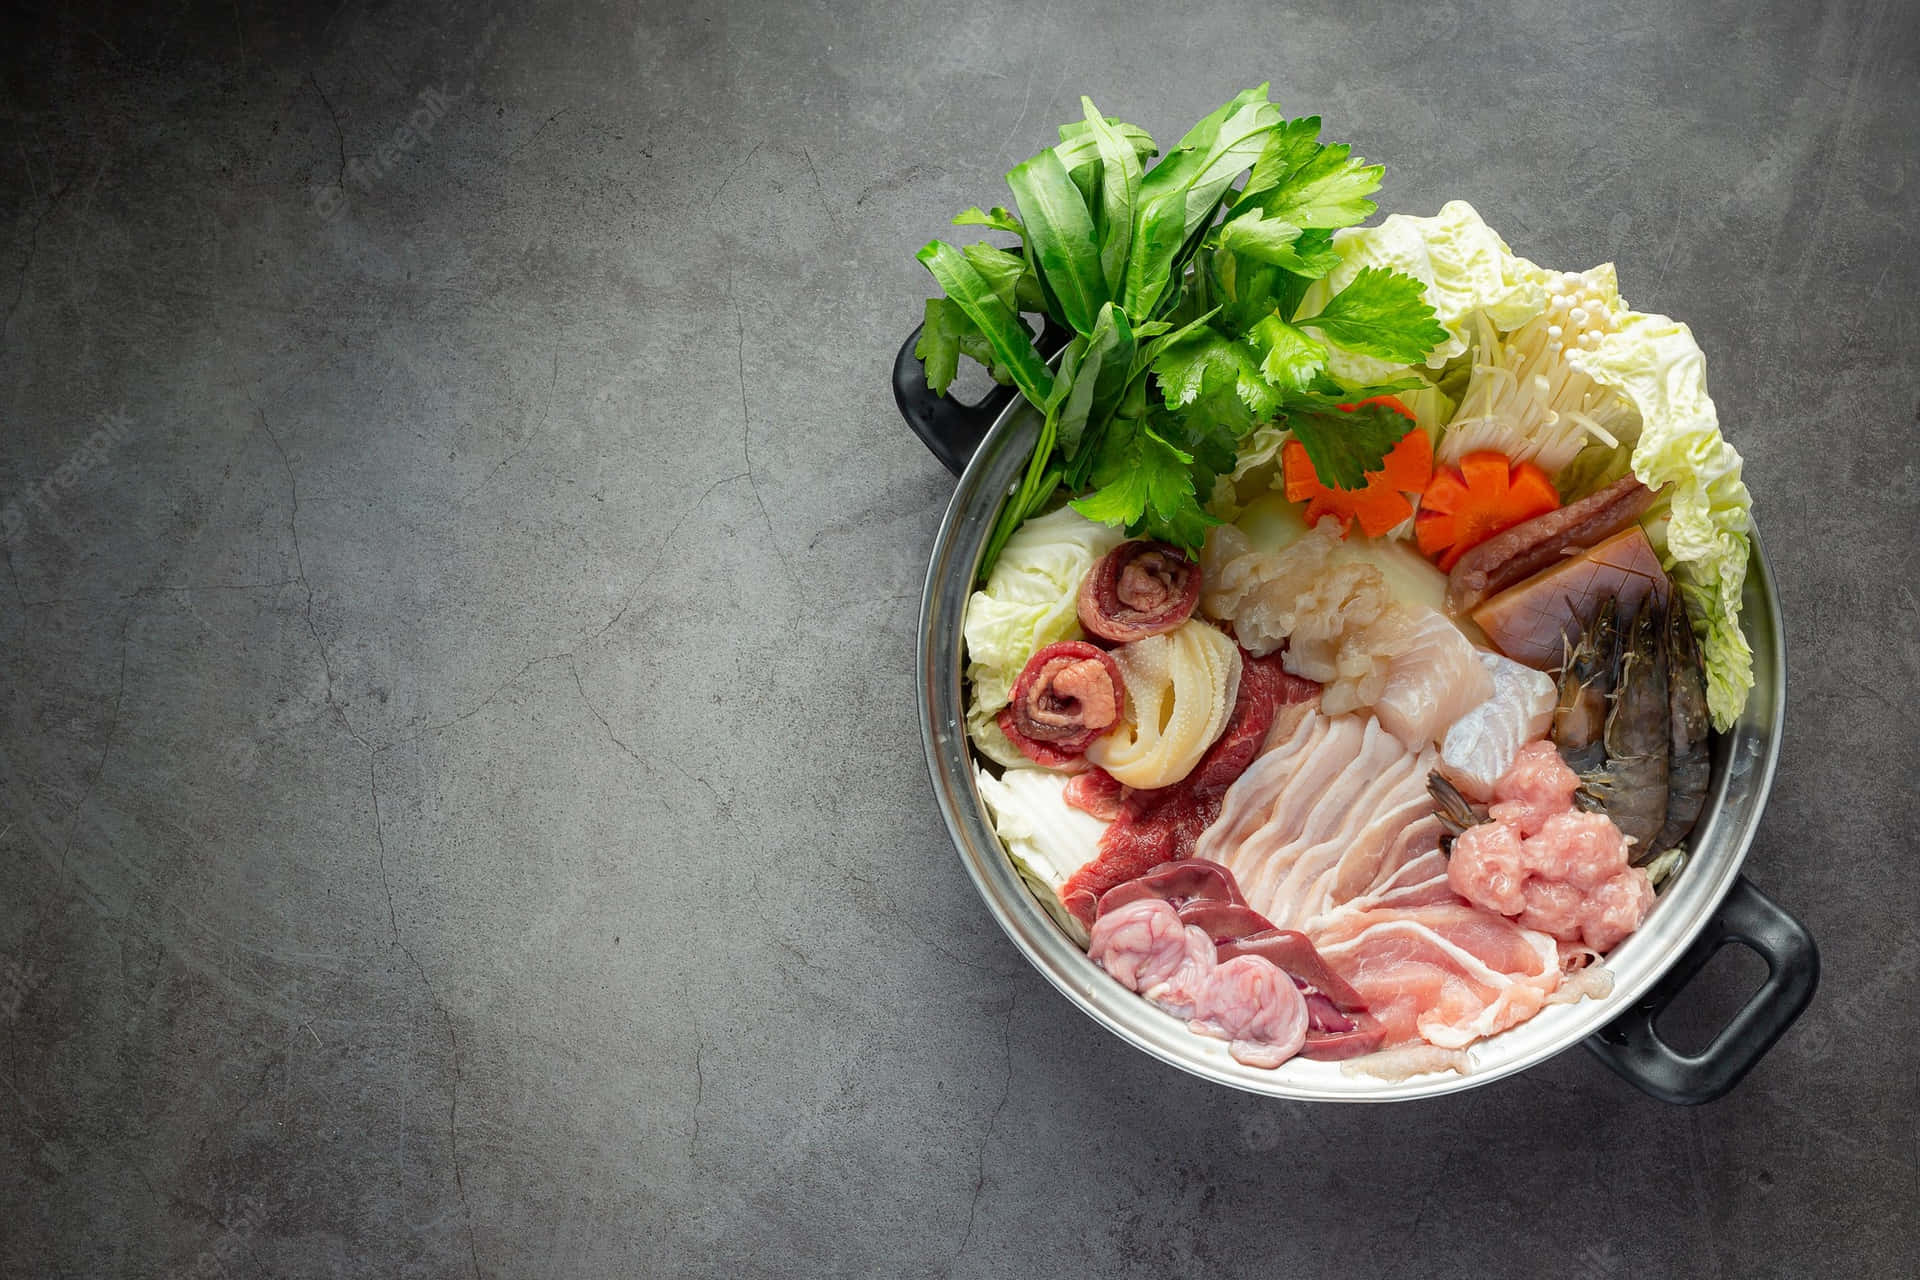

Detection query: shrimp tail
(1427, 771), (1486, 853)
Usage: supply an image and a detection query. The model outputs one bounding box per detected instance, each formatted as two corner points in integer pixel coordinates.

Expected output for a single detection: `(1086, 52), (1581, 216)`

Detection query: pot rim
(916, 393), (1786, 1101)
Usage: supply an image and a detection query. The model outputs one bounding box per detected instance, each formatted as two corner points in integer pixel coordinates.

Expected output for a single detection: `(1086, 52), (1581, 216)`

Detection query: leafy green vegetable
(1237, 116), (1383, 229)
(953, 206), (1025, 237)
(1213, 210), (1343, 276)
(1570, 310), (1754, 729)
(1006, 147), (1109, 335)
(915, 88), (1448, 572)
(1054, 118), (1158, 176)
(914, 297), (965, 395)
(1295, 267), (1451, 365)
(1151, 326), (1277, 415)
(959, 242), (1041, 316)
(1281, 398), (1420, 492)
(1075, 100), (1144, 299)
(1122, 88), (1282, 321)
(915, 240), (1055, 408)
(1244, 314), (1326, 392)
(1052, 303), (1138, 465)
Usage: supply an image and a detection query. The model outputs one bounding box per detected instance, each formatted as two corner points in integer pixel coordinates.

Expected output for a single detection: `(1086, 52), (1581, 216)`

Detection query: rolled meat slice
(1078, 540), (1202, 643)
(997, 642), (1125, 769)
(1444, 475), (1659, 615)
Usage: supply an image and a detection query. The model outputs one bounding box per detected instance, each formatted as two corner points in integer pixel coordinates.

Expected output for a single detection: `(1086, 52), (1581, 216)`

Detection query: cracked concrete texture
(1, 0), (1915, 1276)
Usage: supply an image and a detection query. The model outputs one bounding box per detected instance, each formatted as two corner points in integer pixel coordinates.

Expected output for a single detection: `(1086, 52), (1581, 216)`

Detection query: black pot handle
(1585, 875), (1818, 1105)
(892, 320), (1072, 477)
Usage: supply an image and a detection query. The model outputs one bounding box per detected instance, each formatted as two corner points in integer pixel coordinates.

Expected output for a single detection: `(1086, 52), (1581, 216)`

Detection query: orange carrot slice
(1416, 452), (1561, 571)
(1282, 424), (1434, 539)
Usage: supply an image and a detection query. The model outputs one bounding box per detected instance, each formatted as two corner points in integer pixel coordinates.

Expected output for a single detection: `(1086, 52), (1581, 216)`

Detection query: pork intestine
(1086, 620), (1241, 790)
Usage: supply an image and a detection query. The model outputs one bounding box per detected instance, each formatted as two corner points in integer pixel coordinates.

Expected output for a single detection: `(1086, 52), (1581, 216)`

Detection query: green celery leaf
(915, 297), (965, 394)
(1072, 422), (1187, 520)
(1150, 328), (1240, 407)
(1239, 116), (1383, 230)
(1141, 490), (1220, 551)
(915, 239), (1054, 408)
(1294, 266), (1449, 364)
(1239, 116), (1323, 207)
(1282, 399), (1414, 491)
(954, 206), (1025, 237)
(1269, 229), (1335, 319)
(1245, 313), (1327, 391)
(1214, 210), (1343, 276)
(1071, 421), (1217, 551)
(1150, 327), (1282, 418)
(1006, 147), (1109, 334)
(1157, 402), (1240, 488)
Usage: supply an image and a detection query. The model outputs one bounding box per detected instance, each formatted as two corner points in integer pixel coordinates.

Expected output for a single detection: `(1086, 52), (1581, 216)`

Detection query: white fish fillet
(1372, 609), (1494, 749)
(1439, 650), (1558, 800)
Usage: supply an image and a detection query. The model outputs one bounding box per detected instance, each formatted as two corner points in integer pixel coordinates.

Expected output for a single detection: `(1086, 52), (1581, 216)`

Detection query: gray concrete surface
(2, 1), (1915, 1276)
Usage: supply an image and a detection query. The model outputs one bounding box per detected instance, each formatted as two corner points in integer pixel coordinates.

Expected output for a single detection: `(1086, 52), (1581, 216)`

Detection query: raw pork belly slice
(1439, 650), (1558, 800)
(1372, 609), (1493, 749)
(1307, 889), (1565, 1050)
(1191, 710), (1589, 1063)
(1193, 706), (1444, 930)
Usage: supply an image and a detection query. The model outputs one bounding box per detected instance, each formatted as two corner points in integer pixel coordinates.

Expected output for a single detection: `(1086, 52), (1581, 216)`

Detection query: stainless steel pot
(896, 328), (1818, 1104)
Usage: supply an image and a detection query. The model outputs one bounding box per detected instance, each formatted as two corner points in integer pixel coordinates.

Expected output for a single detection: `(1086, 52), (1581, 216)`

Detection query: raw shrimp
(1550, 598), (1619, 776)
(1653, 597), (1711, 856)
(1583, 602), (1670, 856)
